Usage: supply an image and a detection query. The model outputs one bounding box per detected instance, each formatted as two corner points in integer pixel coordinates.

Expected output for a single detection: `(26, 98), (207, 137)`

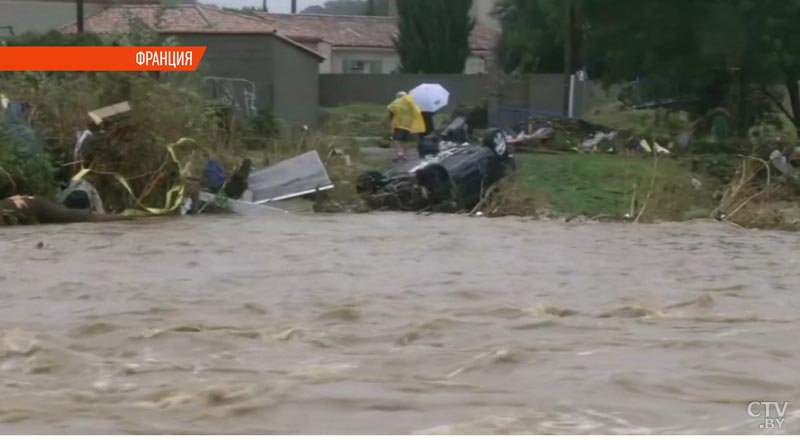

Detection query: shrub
(0, 121), (56, 199)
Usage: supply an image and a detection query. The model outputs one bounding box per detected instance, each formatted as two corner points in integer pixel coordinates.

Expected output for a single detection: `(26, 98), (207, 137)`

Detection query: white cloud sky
(199, 0), (326, 13)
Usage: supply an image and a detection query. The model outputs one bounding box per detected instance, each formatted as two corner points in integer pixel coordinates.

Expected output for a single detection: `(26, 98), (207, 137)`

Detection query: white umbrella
(409, 83), (449, 113)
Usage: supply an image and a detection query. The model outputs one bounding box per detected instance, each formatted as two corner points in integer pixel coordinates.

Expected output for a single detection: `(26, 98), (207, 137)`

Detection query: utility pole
(291, 0), (297, 13)
(562, 0), (575, 116)
(77, 0), (85, 33)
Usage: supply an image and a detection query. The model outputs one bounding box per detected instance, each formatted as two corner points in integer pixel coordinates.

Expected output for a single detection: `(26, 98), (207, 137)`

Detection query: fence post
(568, 74), (576, 118)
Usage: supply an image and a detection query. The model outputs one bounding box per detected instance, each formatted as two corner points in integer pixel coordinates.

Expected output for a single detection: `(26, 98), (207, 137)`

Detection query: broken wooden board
(88, 101), (131, 125)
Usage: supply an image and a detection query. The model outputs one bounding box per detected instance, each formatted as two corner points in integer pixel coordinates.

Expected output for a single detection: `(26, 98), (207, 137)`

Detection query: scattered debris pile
(769, 147), (800, 180)
(0, 72), (257, 218)
(504, 110), (684, 156)
(504, 116), (630, 153)
(199, 150), (335, 215)
(709, 146), (800, 229)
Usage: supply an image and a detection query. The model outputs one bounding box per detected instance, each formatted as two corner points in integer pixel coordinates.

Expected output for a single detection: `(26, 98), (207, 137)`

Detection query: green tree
(393, 0), (475, 73)
(583, 0), (800, 132)
(580, 0), (721, 111)
(493, 0), (573, 74)
(742, 0), (800, 131)
(494, 0), (800, 132)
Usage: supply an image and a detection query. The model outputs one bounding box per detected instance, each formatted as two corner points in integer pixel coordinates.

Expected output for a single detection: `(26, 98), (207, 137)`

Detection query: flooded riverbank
(1, 213), (799, 434)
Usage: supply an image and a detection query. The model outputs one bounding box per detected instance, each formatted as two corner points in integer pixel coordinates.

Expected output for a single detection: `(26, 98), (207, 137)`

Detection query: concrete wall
(320, 73), (620, 126)
(573, 81), (621, 116)
(319, 74), (491, 109)
(174, 33), (320, 126)
(0, 0), (104, 35)
(272, 37), (321, 125)
(322, 48), (486, 75)
(492, 75), (621, 126)
(496, 74), (565, 112)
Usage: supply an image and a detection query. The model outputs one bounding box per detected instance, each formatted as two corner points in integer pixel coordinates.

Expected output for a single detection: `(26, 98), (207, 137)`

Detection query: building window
(343, 59), (383, 74)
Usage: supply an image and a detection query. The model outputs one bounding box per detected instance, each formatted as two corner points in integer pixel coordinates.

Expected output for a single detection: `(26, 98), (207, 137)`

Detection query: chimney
(291, 0), (297, 13)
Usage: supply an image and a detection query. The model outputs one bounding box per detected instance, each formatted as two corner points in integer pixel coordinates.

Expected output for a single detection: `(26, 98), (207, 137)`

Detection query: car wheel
(482, 128), (510, 158)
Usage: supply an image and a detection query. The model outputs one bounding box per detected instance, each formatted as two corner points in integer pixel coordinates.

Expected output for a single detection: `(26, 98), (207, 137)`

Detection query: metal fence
(204, 77), (258, 118)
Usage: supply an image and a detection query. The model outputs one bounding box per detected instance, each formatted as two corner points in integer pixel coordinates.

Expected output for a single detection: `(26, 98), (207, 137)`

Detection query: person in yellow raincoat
(387, 91), (425, 160)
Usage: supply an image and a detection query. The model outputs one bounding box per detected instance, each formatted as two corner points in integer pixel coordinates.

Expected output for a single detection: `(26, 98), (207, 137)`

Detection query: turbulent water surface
(1, 213), (799, 434)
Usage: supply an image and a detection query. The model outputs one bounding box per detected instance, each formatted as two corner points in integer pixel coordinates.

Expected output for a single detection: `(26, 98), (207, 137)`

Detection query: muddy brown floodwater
(1, 213), (799, 434)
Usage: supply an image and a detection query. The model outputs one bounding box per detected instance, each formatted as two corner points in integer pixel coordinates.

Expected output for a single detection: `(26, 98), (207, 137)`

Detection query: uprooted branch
(714, 156), (775, 221)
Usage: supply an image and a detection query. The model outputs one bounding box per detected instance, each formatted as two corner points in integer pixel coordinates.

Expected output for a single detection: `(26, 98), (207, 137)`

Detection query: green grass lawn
(515, 153), (721, 220)
(320, 104), (388, 138)
(320, 103), (453, 139)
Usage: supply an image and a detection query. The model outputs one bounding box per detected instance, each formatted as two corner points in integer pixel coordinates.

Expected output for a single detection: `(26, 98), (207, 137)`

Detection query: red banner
(0, 46), (207, 71)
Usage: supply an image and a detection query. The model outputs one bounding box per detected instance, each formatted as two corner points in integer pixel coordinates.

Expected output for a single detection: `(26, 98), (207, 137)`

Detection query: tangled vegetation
(0, 70), (246, 211)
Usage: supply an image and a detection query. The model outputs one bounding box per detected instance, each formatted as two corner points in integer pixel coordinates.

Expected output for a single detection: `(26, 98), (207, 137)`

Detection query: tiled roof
(60, 5), (324, 59)
(62, 4), (275, 34)
(253, 12), (497, 51)
(59, 5), (497, 56)
(9, 0), (158, 3)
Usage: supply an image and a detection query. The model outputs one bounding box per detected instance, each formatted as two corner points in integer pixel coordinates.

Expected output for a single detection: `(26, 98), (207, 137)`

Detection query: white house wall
(329, 48), (486, 75)
(330, 49), (400, 74)
(315, 41), (333, 73)
(464, 55), (487, 75)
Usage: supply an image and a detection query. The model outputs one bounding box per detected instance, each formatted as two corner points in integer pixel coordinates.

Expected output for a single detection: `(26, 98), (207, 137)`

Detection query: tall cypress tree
(393, 0), (475, 73)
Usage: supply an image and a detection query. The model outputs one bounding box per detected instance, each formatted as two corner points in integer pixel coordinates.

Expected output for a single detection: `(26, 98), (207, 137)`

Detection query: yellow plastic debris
(70, 138), (196, 217)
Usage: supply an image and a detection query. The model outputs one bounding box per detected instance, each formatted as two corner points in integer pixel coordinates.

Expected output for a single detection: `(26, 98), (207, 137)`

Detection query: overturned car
(356, 129), (515, 212)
